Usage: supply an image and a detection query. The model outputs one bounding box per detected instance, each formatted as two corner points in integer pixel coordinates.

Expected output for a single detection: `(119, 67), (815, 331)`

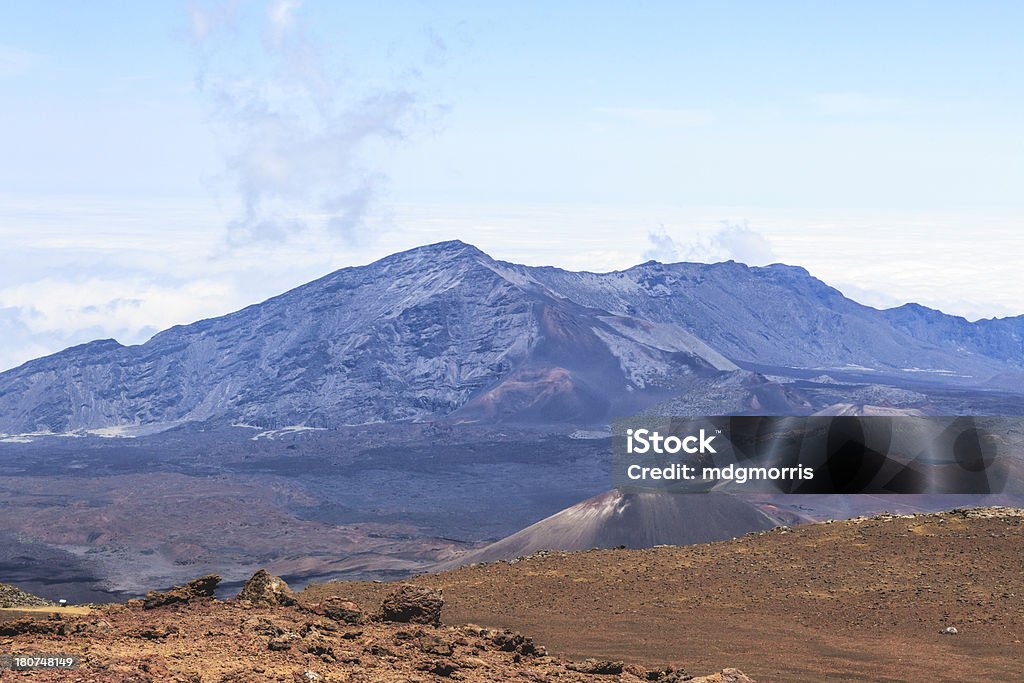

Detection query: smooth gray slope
(432, 488), (781, 569)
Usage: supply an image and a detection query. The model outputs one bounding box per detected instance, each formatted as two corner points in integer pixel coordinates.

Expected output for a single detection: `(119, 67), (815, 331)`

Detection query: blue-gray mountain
(0, 240), (1021, 433)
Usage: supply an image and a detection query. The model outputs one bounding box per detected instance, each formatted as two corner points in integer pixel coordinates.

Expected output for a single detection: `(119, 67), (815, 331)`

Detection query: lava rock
(0, 619), (60, 637)
(416, 633), (455, 656)
(689, 669), (757, 683)
(416, 659), (459, 677)
(132, 624), (179, 640)
(565, 658), (625, 675)
(143, 574), (221, 610)
(268, 634), (296, 651)
(240, 616), (285, 637)
(492, 629), (543, 656)
(318, 596), (365, 625)
(236, 569), (297, 607)
(378, 584), (443, 626)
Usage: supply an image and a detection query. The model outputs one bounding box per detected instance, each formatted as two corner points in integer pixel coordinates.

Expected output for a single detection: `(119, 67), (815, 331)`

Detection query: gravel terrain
(307, 508), (1024, 682)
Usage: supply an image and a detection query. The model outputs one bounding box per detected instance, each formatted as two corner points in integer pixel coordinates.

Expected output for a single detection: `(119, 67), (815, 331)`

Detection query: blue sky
(1, 1), (1022, 370)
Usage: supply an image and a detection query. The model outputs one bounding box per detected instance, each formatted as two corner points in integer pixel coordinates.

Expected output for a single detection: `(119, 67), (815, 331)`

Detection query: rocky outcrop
(377, 584), (443, 625)
(0, 582), (54, 608)
(142, 574), (221, 610)
(236, 569), (297, 607)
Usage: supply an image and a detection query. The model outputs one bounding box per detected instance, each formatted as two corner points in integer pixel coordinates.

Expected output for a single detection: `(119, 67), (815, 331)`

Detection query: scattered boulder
(491, 629), (543, 656)
(644, 666), (693, 681)
(240, 616), (285, 637)
(566, 658), (625, 675)
(416, 633), (455, 656)
(0, 619), (60, 637)
(268, 634), (296, 651)
(131, 624), (179, 640)
(416, 659), (459, 677)
(67, 618), (114, 635)
(143, 574), (221, 610)
(689, 669), (756, 683)
(237, 569), (297, 607)
(941, 626), (959, 635)
(299, 632), (336, 662)
(318, 596), (365, 625)
(377, 584), (443, 626)
(301, 617), (340, 634)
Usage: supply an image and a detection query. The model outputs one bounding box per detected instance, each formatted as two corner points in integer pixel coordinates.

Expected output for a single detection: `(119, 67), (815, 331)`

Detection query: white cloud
(709, 222), (776, 265)
(0, 278), (235, 340)
(642, 229), (679, 262)
(643, 221), (776, 266)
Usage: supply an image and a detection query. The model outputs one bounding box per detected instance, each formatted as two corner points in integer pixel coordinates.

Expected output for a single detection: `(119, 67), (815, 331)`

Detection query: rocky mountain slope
(520, 260), (1024, 374)
(0, 583), (53, 609)
(1, 241), (1021, 433)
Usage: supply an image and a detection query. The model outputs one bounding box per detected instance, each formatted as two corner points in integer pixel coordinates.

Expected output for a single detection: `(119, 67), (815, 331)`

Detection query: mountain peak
(365, 240), (492, 273)
(405, 240), (487, 259)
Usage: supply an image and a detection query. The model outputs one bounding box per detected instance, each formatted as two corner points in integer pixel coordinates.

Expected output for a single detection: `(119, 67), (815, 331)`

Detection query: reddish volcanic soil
(0, 592), (742, 682)
(2, 508), (1021, 682)
(305, 507), (1024, 683)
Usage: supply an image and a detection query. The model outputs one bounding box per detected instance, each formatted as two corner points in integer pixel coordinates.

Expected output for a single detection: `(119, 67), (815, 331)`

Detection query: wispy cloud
(190, 0), (434, 247)
(267, 0), (300, 46)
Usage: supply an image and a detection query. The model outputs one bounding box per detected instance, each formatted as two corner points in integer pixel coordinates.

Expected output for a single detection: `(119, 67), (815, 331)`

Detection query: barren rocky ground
(306, 507), (1024, 683)
(0, 575), (747, 682)
(2, 508), (1021, 682)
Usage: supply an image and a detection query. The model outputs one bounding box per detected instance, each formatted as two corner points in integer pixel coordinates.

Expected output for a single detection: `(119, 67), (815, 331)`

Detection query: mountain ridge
(1, 240), (1021, 433)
